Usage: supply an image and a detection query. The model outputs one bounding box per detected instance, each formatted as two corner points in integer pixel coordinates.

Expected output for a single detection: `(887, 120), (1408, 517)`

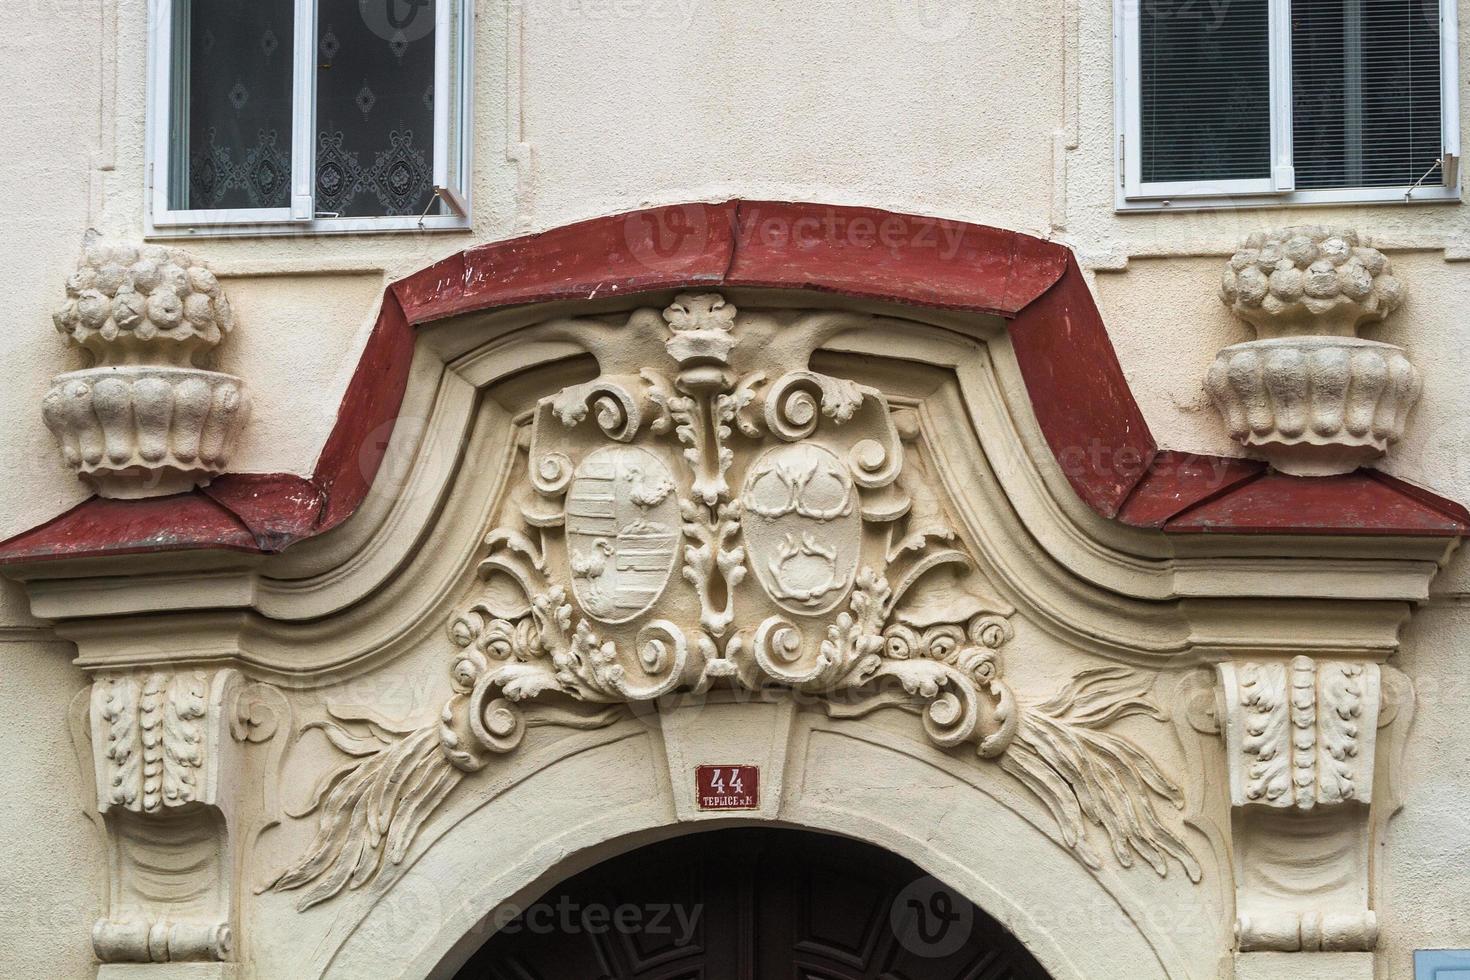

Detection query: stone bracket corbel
(1216, 656), (1402, 960)
(85, 667), (248, 968)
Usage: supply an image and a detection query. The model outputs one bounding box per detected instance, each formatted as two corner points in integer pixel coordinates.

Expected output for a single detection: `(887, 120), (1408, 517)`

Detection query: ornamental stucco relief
(20, 273), (1432, 980)
(85, 668), (253, 965)
(1209, 227), (1420, 476)
(266, 294), (1203, 910)
(1215, 657), (1402, 956)
(43, 236), (248, 498)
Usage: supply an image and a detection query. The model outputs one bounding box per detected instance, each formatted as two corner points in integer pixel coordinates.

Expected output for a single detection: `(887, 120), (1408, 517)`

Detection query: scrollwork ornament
(468, 689), (526, 756)
(530, 451), (573, 496)
(550, 380), (643, 442)
(763, 370), (870, 442)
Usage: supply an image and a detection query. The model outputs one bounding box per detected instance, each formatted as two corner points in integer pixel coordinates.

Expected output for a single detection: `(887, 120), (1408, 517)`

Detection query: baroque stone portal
(267, 293), (1202, 909)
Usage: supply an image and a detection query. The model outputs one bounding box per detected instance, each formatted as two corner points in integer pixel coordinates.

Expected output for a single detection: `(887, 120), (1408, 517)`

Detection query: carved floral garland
(269, 295), (1201, 909)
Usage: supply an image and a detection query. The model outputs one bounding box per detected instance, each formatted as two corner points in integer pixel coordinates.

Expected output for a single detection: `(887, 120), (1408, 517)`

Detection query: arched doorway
(454, 828), (1052, 980)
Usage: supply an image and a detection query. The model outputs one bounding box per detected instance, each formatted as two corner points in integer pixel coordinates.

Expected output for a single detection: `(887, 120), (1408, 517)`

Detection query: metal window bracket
(418, 184), (469, 226)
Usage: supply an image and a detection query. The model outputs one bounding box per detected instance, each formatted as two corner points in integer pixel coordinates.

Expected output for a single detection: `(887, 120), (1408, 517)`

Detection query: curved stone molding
(44, 236), (248, 498)
(1212, 227), (1419, 477)
(267, 294), (1202, 910)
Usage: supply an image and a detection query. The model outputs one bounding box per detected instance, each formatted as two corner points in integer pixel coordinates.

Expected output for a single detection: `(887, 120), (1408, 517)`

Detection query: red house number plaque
(696, 765), (760, 810)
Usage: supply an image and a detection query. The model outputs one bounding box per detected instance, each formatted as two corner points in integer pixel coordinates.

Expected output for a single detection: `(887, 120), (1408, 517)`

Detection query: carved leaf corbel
(97, 675), (141, 810)
(1317, 661), (1367, 804)
(1239, 661), (1292, 805)
(86, 668), (244, 964)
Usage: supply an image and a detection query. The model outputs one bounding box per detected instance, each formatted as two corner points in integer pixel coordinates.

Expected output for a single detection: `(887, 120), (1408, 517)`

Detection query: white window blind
(1139, 0), (1272, 184)
(1119, 0), (1459, 205)
(1291, 0), (1444, 188)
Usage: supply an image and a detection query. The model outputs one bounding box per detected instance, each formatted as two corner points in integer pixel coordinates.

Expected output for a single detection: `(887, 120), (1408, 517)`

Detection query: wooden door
(456, 828), (1051, 980)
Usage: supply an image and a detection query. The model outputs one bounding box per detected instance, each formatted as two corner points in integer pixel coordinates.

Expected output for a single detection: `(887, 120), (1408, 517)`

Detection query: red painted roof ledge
(2, 200), (1465, 566)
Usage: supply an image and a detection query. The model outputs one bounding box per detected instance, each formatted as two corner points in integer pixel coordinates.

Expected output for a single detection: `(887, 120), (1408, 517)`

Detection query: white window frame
(1115, 0), (1461, 211)
(146, 0), (474, 237)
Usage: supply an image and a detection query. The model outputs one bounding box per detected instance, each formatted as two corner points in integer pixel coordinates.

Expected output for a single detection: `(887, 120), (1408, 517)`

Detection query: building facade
(1, 1), (1468, 978)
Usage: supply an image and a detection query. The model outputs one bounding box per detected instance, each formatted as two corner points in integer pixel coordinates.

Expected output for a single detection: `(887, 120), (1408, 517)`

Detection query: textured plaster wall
(1379, 599), (1470, 973)
(1, 1), (1469, 977)
(0, 638), (104, 980)
(0, 5), (117, 964)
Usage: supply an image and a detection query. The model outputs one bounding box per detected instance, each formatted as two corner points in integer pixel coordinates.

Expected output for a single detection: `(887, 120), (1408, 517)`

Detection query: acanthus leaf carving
(1217, 656), (1386, 953)
(269, 294), (1203, 910)
(85, 667), (250, 964)
(1221, 655), (1380, 811)
(92, 669), (235, 816)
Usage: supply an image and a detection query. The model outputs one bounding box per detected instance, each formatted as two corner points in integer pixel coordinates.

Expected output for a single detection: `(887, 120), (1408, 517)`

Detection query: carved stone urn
(43, 236), (248, 498)
(1207, 227), (1420, 477)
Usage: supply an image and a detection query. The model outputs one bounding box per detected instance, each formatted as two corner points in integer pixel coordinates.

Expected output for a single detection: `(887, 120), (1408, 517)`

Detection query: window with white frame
(1117, 0), (1460, 207)
(148, 0), (473, 234)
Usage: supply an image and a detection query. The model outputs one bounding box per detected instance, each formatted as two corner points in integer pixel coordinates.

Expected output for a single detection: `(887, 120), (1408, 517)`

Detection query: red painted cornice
(3, 201), (1463, 565)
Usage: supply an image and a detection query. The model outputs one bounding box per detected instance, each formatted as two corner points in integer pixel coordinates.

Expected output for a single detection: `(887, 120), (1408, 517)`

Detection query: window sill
(1115, 184), (1462, 213)
(144, 213), (473, 240)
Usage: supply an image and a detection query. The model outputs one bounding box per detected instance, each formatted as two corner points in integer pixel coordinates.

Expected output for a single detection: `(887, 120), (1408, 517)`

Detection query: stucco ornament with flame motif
(268, 294), (1202, 909)
(1208, 226), (1418, 476)
(44, 235), (248, 498)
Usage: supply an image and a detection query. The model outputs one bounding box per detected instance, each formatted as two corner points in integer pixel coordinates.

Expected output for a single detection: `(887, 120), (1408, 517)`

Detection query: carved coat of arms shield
(743, 442), (861, 615)
(566, 446), (681, 623)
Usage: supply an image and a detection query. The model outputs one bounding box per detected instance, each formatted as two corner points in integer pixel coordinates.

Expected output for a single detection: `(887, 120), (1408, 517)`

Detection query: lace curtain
(183, 0), (437, 217)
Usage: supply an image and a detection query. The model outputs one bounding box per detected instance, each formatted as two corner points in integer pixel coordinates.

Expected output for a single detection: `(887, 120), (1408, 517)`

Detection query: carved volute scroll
(267, 294), (1204, 910)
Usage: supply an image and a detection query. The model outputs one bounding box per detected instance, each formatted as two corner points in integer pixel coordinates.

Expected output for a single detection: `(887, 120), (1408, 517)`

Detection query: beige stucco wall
(1379, 598), (1470, 973)
(2, 2), (1469, 979)
(0, 637), (103, 980)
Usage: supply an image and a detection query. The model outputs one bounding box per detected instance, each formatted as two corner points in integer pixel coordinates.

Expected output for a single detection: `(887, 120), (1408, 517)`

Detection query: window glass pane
(172, 0), (294, 211)
(1139, 0), (1272, 184)
(1293, 0), (1443, 189)
(315, 0), (438, 218)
